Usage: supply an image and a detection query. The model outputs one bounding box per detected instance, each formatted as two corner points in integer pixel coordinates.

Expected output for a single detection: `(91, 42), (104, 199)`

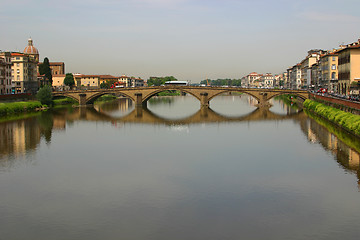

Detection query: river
(0, 95), (359, 240)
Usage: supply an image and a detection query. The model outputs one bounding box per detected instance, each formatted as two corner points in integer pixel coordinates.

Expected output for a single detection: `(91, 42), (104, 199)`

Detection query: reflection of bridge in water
(70, 106), (306, 125)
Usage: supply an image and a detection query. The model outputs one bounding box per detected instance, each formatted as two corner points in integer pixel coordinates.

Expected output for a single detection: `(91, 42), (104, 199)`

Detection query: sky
(1, 0), (359, 82)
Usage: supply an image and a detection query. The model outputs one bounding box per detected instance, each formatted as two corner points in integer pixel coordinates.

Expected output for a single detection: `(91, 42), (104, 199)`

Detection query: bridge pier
(200, 105), (209, 118)
(200, 92), (209, 107)
(256, 92), (272, 108)
(79, 93), (87, 106)
(135, 93), (147, 107)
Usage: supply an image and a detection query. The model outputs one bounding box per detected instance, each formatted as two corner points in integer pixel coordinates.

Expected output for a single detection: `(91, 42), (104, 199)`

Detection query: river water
(0, 95), (360, 240)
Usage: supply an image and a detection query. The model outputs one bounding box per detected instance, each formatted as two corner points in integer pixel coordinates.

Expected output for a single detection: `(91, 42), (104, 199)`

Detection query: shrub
(304, 99), (360, 136)
(36, 85), (53, 105)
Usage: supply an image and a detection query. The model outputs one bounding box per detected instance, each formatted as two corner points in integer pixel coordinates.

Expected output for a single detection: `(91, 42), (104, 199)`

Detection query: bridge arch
(142, 88), (201, 103)
(265, 92), (309, 101)
(86, 91), (135, 104)
(207, 89), (261, 103)
(52, 93), (80, 103)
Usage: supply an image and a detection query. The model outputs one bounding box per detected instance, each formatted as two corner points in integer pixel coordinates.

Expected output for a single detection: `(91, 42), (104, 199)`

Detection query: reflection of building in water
(53, 118), (66, 130)
(246, 96), (258, 107)
(300, 119), (318, 143)
(0, 118), (42, 161)
(299, 115), (360, 189)
(118, 98), (132, 111)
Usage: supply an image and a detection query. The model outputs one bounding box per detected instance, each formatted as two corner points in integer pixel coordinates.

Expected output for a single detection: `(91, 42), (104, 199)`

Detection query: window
(332, 57), (336, 61)
(331, 72), (336, 80)
(331, 64), (336, 70)
(17, 69), (20, 74)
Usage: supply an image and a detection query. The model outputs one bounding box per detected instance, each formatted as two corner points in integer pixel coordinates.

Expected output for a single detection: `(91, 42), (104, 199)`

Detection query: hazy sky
(1, 0), (359, 82)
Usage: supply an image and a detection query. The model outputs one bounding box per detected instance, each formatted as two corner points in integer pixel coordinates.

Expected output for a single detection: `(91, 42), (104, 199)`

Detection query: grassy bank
(53, 97), (78, 106)
(304, 99), (360, 136)
(0, 101), (44, 116)
(304, 109), (360, 153)
(94, 94), (117, 103)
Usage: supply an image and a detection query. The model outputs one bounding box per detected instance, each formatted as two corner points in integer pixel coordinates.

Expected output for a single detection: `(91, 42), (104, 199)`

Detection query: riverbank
(304, 99), (360, 136)
(0, 101), (45, 116)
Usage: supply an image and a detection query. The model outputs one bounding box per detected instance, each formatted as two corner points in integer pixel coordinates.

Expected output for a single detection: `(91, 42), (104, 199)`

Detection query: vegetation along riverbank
(0, 101), (44, 116)
(304, 99), (360, 136)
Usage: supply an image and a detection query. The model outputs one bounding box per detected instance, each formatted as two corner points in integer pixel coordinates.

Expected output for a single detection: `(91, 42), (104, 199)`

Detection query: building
(49, 62), (65, 75)
(262, 73), (274, 88)
(244, 72), (261, 88)
(23, 38), (39, 63)
(131, 77), (145, 87)
(337, 39), (360, 95)
(0, 52), (12, 94)
(310, 62), (321, 91)
(319, 51), (338, 93)
(300, 50), (325, 89)
(76, 75), (101, 88)
(119, 75), (131, 87)
(7, 39), (41, 93)
(274, 72), (287, 88)
(11, 53), (38, 93)
(52, 75), (66, 88)
(99, 75), (119, 86)
(38, 62), (65, 76)
(287, 64), (302, 89)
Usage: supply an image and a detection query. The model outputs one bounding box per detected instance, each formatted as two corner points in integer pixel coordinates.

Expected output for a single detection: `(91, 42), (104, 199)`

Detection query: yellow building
(99, 75), (119, 86)
(338, 39), (360, 95)
(52, 75), (66, 88)
(11, 53), (38, 93)
(319, 51), (338, 93)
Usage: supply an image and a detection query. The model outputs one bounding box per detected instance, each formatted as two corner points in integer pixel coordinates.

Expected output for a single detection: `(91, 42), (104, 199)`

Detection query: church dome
(23, 38), (39, 55)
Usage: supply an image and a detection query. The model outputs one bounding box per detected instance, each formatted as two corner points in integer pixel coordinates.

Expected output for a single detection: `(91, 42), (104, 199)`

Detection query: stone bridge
(53, 86), (310, 107)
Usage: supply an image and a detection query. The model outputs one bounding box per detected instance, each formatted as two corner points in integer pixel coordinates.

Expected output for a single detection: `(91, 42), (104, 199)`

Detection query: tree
(39, 57), (53, 85)
(36, 85), (53, 105)
(64, 73), (75, 87)
(147, 76), (178, 86)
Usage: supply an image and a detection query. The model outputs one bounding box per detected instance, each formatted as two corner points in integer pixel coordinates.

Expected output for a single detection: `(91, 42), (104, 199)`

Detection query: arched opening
(208, 90), (259, 117)
(52, 94), (79, 105)
(144, 89), (200, 120)
(267, 93), (305, 115)
(90, 92), (135, 117)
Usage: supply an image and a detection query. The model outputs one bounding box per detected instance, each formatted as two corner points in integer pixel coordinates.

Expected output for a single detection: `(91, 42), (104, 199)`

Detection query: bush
(36, 85), (53, 105)
(304, 99), (360, 136)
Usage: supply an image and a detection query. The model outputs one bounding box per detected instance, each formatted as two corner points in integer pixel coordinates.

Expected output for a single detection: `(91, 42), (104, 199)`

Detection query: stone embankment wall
(310, 93), (360, 115)
(0, 93), (34, 103)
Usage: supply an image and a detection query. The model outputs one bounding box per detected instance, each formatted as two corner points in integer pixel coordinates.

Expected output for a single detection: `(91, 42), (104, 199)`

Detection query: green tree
(147, 76), (178, 86)
(39, 57), (53, 85)
(36, 85), (53, 105)
(64, 73), (75, 87)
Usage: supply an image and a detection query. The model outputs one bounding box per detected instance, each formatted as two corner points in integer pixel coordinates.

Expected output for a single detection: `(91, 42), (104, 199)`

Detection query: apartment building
(337, 39), (360, 95)
(0, 52), (12, 94)
(11, 53), (38, 93)
(287, 64), (301, 89)
(319, 51), (338, 93)
(300, 50), (324, 88)
(244, 72), (261, 88)
(310, 63), (320, 90)
(262, 73), (274, 88)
